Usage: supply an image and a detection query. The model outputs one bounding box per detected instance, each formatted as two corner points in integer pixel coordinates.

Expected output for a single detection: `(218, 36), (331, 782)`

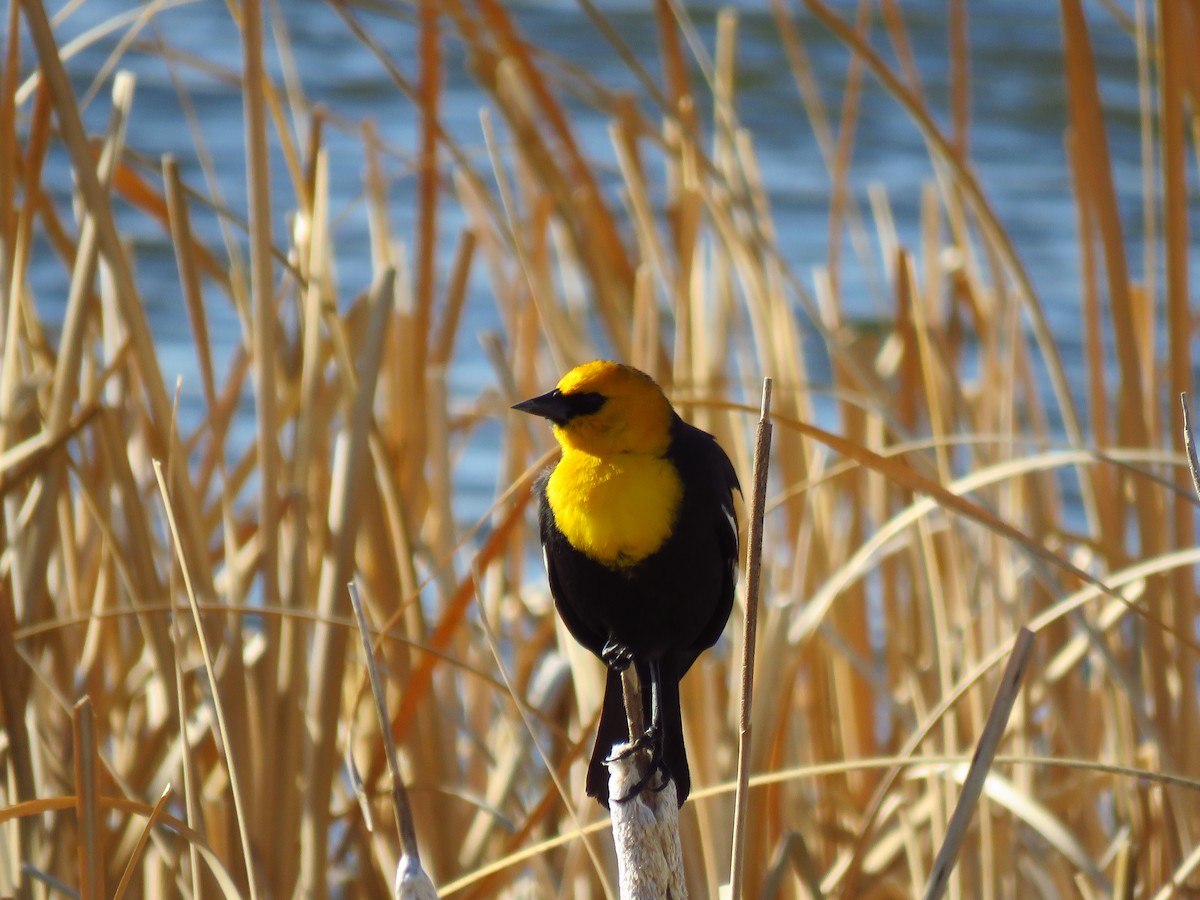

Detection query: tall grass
(2, 0), (1197, 896)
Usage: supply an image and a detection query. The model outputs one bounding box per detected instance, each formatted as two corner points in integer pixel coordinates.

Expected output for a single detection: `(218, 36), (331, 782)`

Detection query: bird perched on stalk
(513, 361), (740, 807)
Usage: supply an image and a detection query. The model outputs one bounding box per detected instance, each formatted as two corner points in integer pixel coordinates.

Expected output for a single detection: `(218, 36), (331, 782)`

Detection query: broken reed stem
(922, 626), (1036, 900)
(609, 768), (685, 900)
(72, 697), (103, 900)
(729, 377), (773, 897)
(112, 786), (173, 900)
(347, 585), (424, 867)
(152, 460), (260, 900)
(612, 661), (685, 899)
(346, 583), (437, 900)
(1180, 393), (1200, 503)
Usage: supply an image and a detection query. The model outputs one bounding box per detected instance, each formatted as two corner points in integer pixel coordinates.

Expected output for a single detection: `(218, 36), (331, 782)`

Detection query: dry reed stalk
(71, 697), (104, 899)
(478, 0), (635, 335)
(154, 452), (258, 898)
(301, 265), (395, 891)
(277, 137), (331, 894)
(729, 378), (773, 896)
(234, 18), (286, 890)
(347, 582), (437, 898)
(32, 69), (132, 644)
(1067, 0), (1199, 878)
(111, 785), (172, 900)
(823, 0), (868, 304)
(923, 627), (1035, 900)
(409, 0), (441, 481)
(466, 487), (617, 896)
(803, 0), (1090, 446)
(163, 534), (205, 897)
(0, 2), (18, 271)
(3, 0), (1198, 894)
(18, 0), (213, 587)
(1158, 0), (1198, 772)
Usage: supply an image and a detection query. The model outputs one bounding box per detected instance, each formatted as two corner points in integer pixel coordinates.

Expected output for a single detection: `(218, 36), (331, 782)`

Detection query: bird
(513, 360), (740, 807)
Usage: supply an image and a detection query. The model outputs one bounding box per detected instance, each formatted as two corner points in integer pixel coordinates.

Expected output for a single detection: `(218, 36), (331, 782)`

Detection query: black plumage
(531, 407), (740, 807)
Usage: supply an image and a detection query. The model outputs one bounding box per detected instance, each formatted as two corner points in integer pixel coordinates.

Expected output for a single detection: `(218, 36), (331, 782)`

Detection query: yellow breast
(546, 450), (683, 567)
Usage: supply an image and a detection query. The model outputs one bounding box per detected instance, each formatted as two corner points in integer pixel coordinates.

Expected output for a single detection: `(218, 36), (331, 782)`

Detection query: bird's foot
(608, 724), (670, 803)
(605, 721), (659, 762)
(601, 639), (634, 672)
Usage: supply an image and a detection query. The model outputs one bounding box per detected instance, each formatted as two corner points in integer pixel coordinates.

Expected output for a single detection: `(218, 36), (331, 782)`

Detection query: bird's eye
(564, 391), (607, 418)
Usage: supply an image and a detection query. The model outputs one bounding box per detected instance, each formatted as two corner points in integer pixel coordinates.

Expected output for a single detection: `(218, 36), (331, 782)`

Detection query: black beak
(512, 389), (573, 426)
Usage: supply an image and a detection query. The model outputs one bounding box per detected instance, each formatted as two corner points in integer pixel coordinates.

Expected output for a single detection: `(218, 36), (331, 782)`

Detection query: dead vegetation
(1, 0), (1198, 896)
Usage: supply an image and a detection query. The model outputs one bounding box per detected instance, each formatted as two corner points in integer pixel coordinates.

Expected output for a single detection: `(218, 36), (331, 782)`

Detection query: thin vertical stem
(729, 377), (773, 896)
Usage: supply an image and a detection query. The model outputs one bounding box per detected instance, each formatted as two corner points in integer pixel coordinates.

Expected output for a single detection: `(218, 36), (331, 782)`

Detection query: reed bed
(1, 0), (1197, 896)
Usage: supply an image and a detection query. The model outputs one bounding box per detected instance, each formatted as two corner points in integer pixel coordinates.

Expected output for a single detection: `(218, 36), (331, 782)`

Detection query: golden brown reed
(1, 0), (1198, 896)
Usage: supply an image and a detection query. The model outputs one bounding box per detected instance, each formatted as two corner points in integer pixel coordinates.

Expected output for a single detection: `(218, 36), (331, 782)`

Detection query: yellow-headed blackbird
(514, 361), (740, 807)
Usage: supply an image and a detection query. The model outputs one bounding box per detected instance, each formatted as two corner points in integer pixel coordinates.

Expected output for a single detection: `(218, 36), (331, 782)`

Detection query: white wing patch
(723, 501), (740, 585)
(723, 504), (739, 555)
(541, 543), (551, 576)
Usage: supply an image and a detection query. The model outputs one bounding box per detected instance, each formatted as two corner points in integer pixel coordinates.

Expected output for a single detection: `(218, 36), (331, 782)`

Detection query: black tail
(585, 658), (689, 808)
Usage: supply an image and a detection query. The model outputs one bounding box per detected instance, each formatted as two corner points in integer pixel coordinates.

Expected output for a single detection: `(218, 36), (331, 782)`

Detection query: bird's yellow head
(513, 361), (675, 457)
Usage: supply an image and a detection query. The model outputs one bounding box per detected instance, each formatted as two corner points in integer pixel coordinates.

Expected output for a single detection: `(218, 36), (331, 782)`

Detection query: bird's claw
(601, 639), (634, 672)
(605, 722), (660, 763)
(608, 725), (669, 803)
(614, 756), (670, 803)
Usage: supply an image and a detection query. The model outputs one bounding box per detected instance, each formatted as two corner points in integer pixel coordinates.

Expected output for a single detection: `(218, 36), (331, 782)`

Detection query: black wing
(669, 417), (741, 662)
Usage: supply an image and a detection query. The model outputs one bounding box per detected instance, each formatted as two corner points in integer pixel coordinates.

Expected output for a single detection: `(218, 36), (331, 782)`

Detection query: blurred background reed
(2, 0), (1198, 896)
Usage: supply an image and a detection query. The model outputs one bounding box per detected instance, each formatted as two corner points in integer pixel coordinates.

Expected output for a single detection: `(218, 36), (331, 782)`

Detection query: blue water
(20, 0), (1153, 524)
